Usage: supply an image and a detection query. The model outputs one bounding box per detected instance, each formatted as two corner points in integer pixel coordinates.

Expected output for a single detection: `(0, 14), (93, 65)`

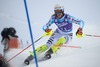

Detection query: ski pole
(7, 35), (46, 62)
(85, 34), (100, 37)
(54, 45), (81, 48)
(62, 45), (82, 48)
(7, 30), (53, 62)
(76, 33), (100, 38)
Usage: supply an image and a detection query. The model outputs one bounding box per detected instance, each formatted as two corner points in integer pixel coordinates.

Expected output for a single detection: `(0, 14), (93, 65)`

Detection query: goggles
(55, 12), (63, 15)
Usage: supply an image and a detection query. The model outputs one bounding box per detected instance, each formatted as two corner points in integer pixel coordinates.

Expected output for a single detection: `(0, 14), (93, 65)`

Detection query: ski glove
(45, 29), (53, 36)
(45, 29), (52, 33)
(76, 27), (83, 38)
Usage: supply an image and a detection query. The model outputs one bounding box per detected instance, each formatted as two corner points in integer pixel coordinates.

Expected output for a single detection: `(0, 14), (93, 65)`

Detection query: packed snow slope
(5, 30), (100, 67)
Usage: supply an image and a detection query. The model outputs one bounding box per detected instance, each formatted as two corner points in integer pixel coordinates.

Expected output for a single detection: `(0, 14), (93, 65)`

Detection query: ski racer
(24, 4), (84, 65)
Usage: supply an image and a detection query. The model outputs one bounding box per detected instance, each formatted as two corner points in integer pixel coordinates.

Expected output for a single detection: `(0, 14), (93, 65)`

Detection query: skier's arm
(42, 16), (55, 31)
(68, 15), (84, 29)
(69, 15), (84, 38)
(69, 15), (84, 29)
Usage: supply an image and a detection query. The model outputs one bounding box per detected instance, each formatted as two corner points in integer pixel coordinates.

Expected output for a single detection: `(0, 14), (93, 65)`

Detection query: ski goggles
(55, 12), (63, 15)
(55, 10), (63, 15)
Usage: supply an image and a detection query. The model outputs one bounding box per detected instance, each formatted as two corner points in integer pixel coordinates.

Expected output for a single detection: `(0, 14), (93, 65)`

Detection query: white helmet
(54, 4), (64, 12)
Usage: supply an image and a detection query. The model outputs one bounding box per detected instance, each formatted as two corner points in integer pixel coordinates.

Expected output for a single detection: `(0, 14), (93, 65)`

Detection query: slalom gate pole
(24, 0), (38, 67)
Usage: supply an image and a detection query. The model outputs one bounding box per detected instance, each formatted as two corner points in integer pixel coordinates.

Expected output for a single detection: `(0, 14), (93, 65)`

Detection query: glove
(45, 29), (52, 33)
(76, 27), (83, 38)
(44, 29), (53, 36)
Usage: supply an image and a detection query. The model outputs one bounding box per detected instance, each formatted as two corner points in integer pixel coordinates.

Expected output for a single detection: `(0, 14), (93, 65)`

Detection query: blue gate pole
(24, 0), (38, 67)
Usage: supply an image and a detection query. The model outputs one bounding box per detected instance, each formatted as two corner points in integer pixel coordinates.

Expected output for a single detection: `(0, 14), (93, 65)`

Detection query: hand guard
(45, 29), (52, 33)
(76, 27), (83, 38)
(44, 29), (53, 36)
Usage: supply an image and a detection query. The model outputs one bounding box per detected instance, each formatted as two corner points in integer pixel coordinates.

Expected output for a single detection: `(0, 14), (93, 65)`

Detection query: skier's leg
(64, 33), (73, 44)
(44, 37), (67, 59)
(35, 44), (48, 55)
(25, 29), (62, 64)
(45, 29), (62, 54)
(50, 37), (66, 53)
(24, 44), (48, 64)
(47, 33), (72, 54)
(27, 29), (61, 57)
(27, 29), (61, 58)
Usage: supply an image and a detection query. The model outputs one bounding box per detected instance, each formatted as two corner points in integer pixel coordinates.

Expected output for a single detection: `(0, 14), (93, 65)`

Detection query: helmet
(54, 4), (64, 12)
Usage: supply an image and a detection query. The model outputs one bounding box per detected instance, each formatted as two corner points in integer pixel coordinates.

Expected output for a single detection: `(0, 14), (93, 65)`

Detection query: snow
(5, 35), (100, 67)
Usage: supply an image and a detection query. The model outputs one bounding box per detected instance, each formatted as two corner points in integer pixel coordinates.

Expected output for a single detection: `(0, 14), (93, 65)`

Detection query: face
(55, 10), (63, 18)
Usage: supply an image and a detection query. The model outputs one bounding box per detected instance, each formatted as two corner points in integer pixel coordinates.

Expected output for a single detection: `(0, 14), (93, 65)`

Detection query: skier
(24, 4), (84, 65)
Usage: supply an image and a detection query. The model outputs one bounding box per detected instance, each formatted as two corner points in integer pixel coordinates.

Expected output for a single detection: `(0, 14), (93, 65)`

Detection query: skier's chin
(56, 14), (63, 19)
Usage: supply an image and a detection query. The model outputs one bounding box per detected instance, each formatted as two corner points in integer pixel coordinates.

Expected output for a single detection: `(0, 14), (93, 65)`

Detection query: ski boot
(45, 54), (51, 59)
(24, 59), (30, 65)
(44, 37), (66, 59)
(24, 44), (48, 65)
(44, 48), (53, 59)
(24, 55), (33, 65)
